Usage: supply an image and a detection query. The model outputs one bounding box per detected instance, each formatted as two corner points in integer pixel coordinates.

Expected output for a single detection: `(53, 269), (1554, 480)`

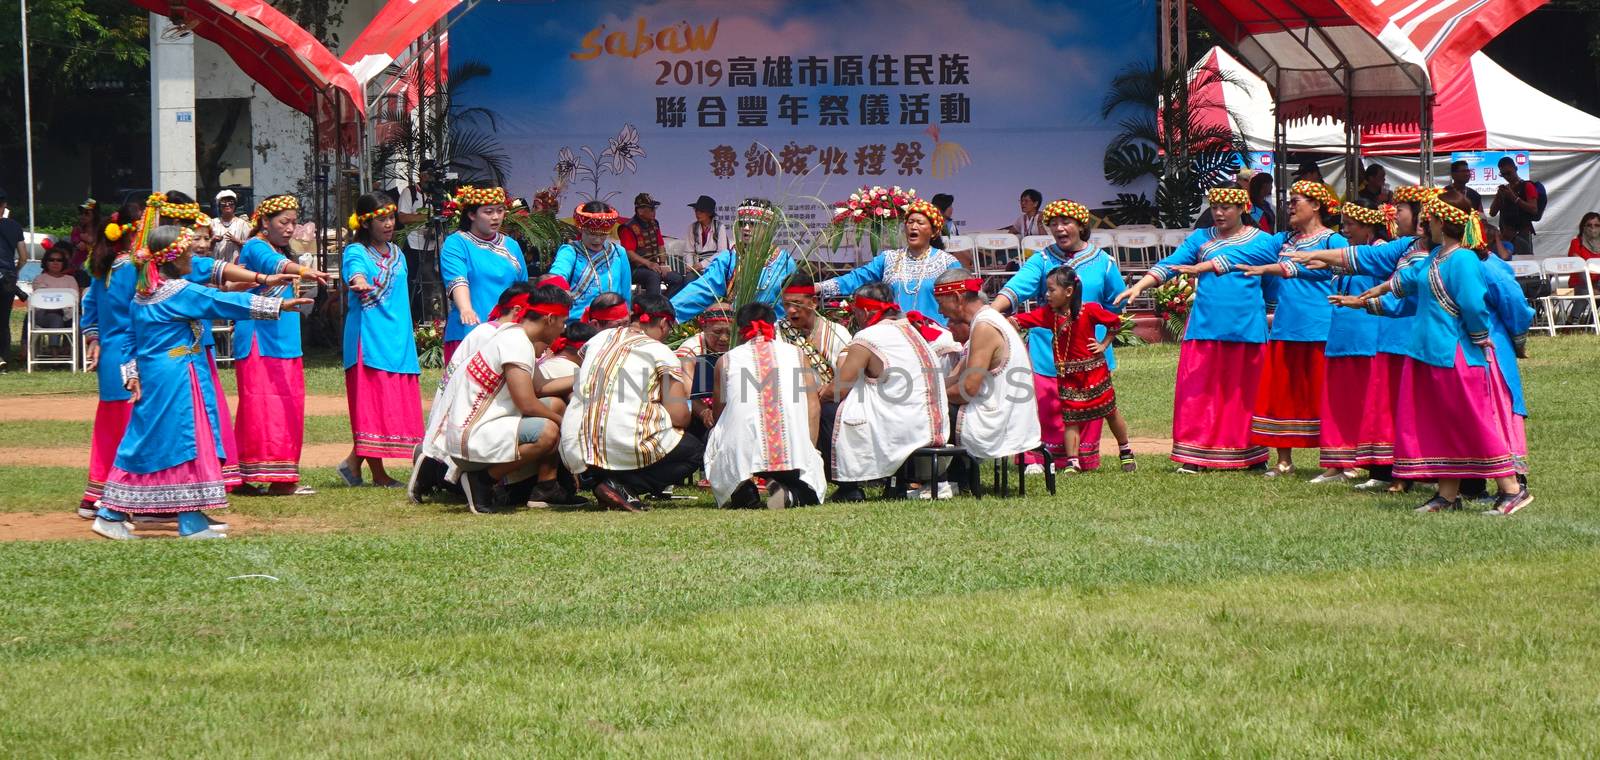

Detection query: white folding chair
(1020, 235), (1054, 261)
(1160, 228), (1191, 257)
(26, 288), (80, 373)
(1537, 257), (1599, 335)
(1507, 259), (1545, 331)
(1113, 229), (1163, 273)
(941, 235), (975, 267)
(972, 232), (1020, 276)
(1088, 231), (1119, 268)
(212, 322), (236, 366)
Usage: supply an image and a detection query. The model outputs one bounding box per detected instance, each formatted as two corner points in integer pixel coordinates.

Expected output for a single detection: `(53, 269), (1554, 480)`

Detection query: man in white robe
(935, 268), (1041, 462)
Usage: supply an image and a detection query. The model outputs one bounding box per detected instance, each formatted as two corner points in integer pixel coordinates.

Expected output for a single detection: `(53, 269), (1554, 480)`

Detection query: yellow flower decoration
(1391, 185), (1443, 204)
(452, 186), (507, 207)
(1039, 199), (1091, 226)
(1206, 187), (1252, 212)
(901, 198), (944, 232)
(1289, 180), (1340, 211)
(348, 203), (397, 230)
(251, 195), (301, 226)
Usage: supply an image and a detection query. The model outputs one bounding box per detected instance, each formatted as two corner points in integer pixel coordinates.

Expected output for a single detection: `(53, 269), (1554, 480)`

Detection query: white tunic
(560, 327), (686, 473)
(956, 308), (1042, 460)
(704, 338), (827, 506)
(421, 321), (512, 466)
(832, 318), (951, 482)
(438, 325), (537, 464)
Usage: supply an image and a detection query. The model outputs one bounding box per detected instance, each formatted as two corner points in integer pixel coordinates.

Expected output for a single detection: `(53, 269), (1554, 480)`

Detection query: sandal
(1415, 495), (1460, 513)
(1263, 462), (1294, 479)
(336, 461), (363, 487)
(1118, 451), (1137, 473)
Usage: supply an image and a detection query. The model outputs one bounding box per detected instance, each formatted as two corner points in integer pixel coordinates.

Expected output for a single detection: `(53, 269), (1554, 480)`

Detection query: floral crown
(573, 205), (621, 231)
(132, 227), (194, 296)
(1207, 187), (1252, 212)
(901, 198), (944, 231)
(453, 185), (507, 208)
(252, 195), (300, 226)
(1424, 196), (1486, 250)
(1391, 185), (1442, 204)
(1290, 180), (1340, 211)
(160, 202), (212, 229)
(347, 203), (397, 231)
(1039, 199), (1090, 226)
(736, 198), (777, 223)
(1341, 203), (1398, 238)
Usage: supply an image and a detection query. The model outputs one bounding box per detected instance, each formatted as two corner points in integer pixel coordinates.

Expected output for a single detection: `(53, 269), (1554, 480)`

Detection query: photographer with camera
(397, 160), (446, 320)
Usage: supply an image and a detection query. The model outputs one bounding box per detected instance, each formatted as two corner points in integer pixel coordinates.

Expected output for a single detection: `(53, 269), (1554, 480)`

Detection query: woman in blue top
(1230, 180), (1346, 477)
(994, 199), (1127, 472)
(547, 201), (632, 324)
(234, 194), (334, 495)
(1115, 187), (1281, 472)
(1340, 190), (1530, 515)
(91, 225), (309, 540)
(671, 198), (796, 323)
(337, 193), (423, 488)
(441, 185), (528, 363)
(817, 199), (961, 325)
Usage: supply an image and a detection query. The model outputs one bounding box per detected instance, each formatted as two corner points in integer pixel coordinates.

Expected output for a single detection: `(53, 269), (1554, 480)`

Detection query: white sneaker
(206, 515), (230, 532)
(1353, 478), (1390, 491)
(76, 506), (96, 520)
(181, 528), (228, 540)
(1308, 471), (1348, 484)
(92, 517), (139, 540)
(917, 482), (956, 500)
(1023, 464), (1045, 476)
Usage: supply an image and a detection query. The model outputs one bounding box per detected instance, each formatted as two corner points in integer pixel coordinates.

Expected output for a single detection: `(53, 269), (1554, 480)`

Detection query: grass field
(2, 335), (1599, 756)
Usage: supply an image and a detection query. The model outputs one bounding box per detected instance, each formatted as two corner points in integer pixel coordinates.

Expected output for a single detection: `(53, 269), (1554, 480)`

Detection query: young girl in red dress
(1012, 265), (1135, 473)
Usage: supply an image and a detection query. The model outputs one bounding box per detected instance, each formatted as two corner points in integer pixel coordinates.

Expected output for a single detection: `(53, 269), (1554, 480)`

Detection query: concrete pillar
(149, 13), (197, 196)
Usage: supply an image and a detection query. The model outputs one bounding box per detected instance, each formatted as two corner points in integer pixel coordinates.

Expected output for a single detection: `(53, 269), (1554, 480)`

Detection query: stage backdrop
(452, 0), (1155, 260)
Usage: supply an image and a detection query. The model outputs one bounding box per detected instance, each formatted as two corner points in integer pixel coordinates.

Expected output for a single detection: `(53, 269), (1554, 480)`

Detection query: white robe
(559, 327), (686, 474)
(420, 321), (513, 470)
(956, 308), (1042, 460)
(832, 318), (950, 482)
(705, 338), (827, 506)
(438, 326), (537, 464)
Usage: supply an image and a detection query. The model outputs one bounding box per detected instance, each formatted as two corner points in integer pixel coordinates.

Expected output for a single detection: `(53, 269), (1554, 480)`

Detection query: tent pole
(1273, 72), (1287, 223)
(1345, 87), (1359, 198)
(19, 0), (37, 250)
(1419, 92), (1434, 187)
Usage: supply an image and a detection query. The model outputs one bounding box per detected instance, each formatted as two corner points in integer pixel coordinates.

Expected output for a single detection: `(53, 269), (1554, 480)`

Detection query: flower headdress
(131, 227), (193, 296)
(736, 198), (777, 224)
(1342, 203), (1398, 239)
(160, 201), (212, 229)
(1391, 185), (1442, 204)
(452, 186), (507, 208)
(573, 205), (621, 232)
(1206, 187), (1252, 212)
(1289, 180), (1340, 211)
(103, 212), (134, 243)
(129, 193), (168, 253)
(901, 198), (944, 232)
(1039, 199), (1091, 226)
(347, 203), (398, 231)
(1424, 196), (1486, 250)
(252, 195), (300, 227)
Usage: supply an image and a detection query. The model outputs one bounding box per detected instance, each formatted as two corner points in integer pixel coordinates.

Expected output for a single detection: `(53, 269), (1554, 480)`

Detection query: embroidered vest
(627, 217), (664, 264)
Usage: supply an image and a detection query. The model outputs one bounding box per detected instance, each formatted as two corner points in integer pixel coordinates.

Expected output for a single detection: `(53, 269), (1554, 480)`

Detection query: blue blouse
(85, 256), (224, 401)
(1483, 256), (1533, 416)
(1256, 230), (1345, 343)
(1149, 227), (1280, 343)
(547, 241), (631, 323)
(441, 231), (528, 340)
(999, 244), (1125, 376)
(234, 238), (303, 359)
(1383, 246), (1494, 370)
(672, 248), (796, 323)
(342, 242), (420, 374)
(116, 280), (281, 474)
(817, 248), (962, 325)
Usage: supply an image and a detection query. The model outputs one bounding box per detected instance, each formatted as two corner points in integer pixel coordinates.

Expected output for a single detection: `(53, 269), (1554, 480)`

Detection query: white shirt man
(210, 190), (252, 263)
(935, 272), (1040, 461)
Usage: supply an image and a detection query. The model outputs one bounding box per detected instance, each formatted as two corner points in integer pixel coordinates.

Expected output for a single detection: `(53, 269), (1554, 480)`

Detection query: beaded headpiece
(901, 199), (944, 232)
(252, 195), (300, 226)
(1206, 187), (1252, 212)
(573, 205), (621, 231)
(736, 198), (777, 224)
(132, 227), (193, 296)
(1290, 180), (1340, 211)
(1391, 185), (1442, 204)
(1342, 203), (1398, 239)
(933, 278), (984, 297)
(453, 185), (507, 208)
(1424, 196), (1485, 250)
(1039, 199), (1091, 227)
(347, 203), (398, 231)
(160, 201), (212, 230)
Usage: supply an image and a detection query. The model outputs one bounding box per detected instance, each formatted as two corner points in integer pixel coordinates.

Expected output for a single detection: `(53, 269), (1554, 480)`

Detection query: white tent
(1192, 47), (1600, 257)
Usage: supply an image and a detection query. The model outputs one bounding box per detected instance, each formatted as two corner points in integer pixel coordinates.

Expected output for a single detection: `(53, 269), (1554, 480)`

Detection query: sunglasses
(44, 258), (66, 264)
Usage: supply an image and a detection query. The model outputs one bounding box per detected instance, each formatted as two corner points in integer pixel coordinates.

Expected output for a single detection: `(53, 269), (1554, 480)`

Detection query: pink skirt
(83, 399), (134, 506)
(1022, 374), (1103, 469)
(100, 367), (228, 514)
(1318, 354), (1395, 468)
(443, 340), (462, 367)
(1392, 347), (1517, 479)
(1172, 340), (1269, 468)
(1510, 414), (1529, 473)
(1250, 340), (1324, 449)
(233, 338), (304, 484)
(206, 350), (242, 489)
(346, 351), (423, 459)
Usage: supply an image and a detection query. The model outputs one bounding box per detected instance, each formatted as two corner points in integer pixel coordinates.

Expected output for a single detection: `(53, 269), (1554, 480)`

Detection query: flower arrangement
(415, 319), (445, 369)
(553, 124), (646, 204)
(1150, 274), (1196, 339)
(824, 185), (922, 254)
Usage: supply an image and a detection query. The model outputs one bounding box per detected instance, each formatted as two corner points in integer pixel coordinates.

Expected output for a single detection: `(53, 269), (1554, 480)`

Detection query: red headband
(852, 296), (899, 327)
(783, 285), (816, 296)
(492, 295), (569, 322)
(905, 311), (945, 342)
(549, 336), (586, 354)
(741, 320), (776, 341)
(700, 308), (733, 324)
(539, 275), (571, 291)
(529, 302), (571, 319)
(933, 278), (983, 297)
(633, 303), (674, 324)
(584, 302), (629, 323)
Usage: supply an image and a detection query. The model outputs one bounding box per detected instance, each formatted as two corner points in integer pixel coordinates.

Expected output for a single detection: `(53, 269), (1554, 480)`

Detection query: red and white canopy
(1191, 46), (1600, 155)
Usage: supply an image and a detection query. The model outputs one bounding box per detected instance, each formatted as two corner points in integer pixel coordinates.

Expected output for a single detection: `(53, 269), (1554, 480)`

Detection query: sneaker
(1023, 464), (1045, 476)
(180, 528), (228, 540)
(1119, 452), (1137, 473)
(832, 484), (867, 503)
(76, 506), (96, 520)
(407, 455), (448, 504)
(335, 460), (363, 486)
(1308, 471), (1349, 484)
(1175, 465), (1203, 475)
(526, 480), (589, 509)
(1352, 478), (1390, 491)
(92, 517), (139, 540)
(1415, 495), (1461, 513)
(727, 479), (762, 509)
(917, 482), (956, 500)
(206, 514), (230, 532)
(461, 471), (503, 515)
(594, 479), (647, 512)
(1484, 489), (1533, 516)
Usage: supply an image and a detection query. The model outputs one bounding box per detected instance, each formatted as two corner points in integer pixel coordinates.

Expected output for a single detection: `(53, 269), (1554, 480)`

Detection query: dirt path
(0, 511), (331, 542)
(0, 394), (384, 421)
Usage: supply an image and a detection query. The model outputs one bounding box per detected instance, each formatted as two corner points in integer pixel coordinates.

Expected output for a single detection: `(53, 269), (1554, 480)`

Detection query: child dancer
(1012, 266), (1135, 473)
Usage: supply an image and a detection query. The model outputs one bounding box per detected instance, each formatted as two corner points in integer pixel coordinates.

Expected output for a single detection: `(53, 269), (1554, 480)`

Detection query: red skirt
(1023, 374), (1104, 470)
(1172, 340), (1269, 468)
(233, 338), (304, 484)
(100, 367), (228, 514)
(83, 399), (134, 506)
(1392, 348), (1517, 479)
(443, 340), (462, 367)
(1318, 354), (1395, 468)
(1250, 340), (1324, 449)
(206, 350), (242, 489)
(346, 349), (424, 459)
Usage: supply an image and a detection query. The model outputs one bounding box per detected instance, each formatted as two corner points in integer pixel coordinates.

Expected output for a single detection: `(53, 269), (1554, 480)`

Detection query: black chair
(891, 445), (973, 499)
(987, 446), (1057, 497)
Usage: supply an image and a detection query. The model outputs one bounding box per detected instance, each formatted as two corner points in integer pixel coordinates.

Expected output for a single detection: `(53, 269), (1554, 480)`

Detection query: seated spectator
(933, 269), (1041, 463)
(827, 282), (952, 501)
(1567, 212), (1600, 289)
(430, 283), (573, 513)
(620, 192), (686, 298)
(704, 302), (826, 509)
(559, 293), (703, 512)
(685, 195), (730, 271)
(30, 250), (82, 354)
